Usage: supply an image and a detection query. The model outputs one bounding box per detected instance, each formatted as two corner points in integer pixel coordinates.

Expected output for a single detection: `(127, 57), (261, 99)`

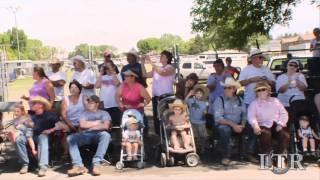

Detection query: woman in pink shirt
(248, 81), (289, 154)
(116, 70), (151, 135)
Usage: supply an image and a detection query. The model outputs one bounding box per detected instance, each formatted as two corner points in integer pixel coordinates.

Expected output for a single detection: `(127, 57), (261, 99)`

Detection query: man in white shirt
(47, 58), (67, 113)
(310, 28), (320, 58)
(238, 49), (275, 163)
(71, 55), (96, 96)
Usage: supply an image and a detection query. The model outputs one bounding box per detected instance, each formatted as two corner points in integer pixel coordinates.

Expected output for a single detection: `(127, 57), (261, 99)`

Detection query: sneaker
(244, 154), (259, 164)
(92, 165), (102, 176)
(221, 158), (231, 166)
(38, 168), (47, 177)
(19, 165), (28, 174)
(67, 166), (88, 177)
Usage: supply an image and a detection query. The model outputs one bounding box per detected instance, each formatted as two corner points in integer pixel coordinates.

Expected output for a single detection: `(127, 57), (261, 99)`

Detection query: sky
(0, 0), (319, 52)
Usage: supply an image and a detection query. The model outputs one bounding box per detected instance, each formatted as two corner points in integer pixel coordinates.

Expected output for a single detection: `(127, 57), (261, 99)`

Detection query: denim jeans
(67, 131), (111, 166)
(217, 125), (232, 158)
(34, 134), (49, 169)
(15, 135), (29, 166)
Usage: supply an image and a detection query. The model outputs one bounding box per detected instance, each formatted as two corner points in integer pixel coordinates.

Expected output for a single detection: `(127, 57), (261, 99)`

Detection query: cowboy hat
(220, 77), (241, 89)
(71, 55), (86, 64)
(127, 117), (139, 125)
(30, 96), (52, 111)
(123, 69), (138, 78)
(249, 49), (265, 59)
(49, 57), (64, 65)
(124, 48), (140, 60)
(193, 84), (209, 99)
(169, 99), (186, 112)
(255, 81), (271, 92)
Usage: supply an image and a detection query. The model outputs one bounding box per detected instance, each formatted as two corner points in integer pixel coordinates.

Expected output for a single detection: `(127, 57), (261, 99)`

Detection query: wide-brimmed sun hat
(127, 117), (139, 125)
(255, 81), (271, 92)
(193, 84), (209, 99)
(169, 99), (186, 112)
(220, 77), (241, 89)
(30, 96), (52, 111)
(123, 69), (138, 78)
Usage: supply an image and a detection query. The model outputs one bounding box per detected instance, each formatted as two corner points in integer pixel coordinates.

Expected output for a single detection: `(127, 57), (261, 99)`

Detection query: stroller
(157, 94), (199, 167)
(115, 109), (145, 170)
(288, 97), (320, 158)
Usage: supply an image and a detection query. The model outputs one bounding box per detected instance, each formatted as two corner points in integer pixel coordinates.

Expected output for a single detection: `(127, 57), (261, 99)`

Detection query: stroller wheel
(168, 156), (175, 167)
(186, 153), (199, 167)
(137, 161), (145, 169)
(115, 161), (124, 170)
(160, 153), (167, 167)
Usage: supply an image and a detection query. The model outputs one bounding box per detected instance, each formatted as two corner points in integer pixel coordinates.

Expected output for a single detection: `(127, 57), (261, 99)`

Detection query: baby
(298, 116), (319, 155)
(8, 104), (37, 156)
(122, 117), (141, 160)
(167, 99), (191, 150)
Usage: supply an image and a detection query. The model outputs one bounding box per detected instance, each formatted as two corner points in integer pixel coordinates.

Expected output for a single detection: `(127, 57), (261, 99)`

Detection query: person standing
(141, 50), (175, 135)
(225, 57), (240, 80)
(238, 49), (275, 163)
(310, 28), (320, 57)
(71, 55), (97, 96)
(47, 58), (67, 113)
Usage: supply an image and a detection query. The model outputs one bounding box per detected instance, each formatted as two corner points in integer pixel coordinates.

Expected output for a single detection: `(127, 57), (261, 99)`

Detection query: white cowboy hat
(124, 48), (140, 60)
(71, 55), (86, 64)
(220, 77), (241, 89)
(249, 49), (265, 59)
(193, 84), (209, 99)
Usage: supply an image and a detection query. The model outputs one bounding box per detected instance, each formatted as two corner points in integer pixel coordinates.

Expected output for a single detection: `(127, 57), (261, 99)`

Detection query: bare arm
(153, 65), (175, 76)
(60, 99), (76, 131)
(95, 75), (102, 88)
(87, 120), (111, 131)
(278, 83), (290, 93)
(46, 80), (55, 104)
(140, 87), (151, 106)
(116, 85), (124, 108)
(51, 80), (66, 87)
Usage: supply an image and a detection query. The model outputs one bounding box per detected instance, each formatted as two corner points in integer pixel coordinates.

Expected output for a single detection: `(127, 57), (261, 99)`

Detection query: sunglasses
(288, 64), (298, 68)
(128, 115), (136, 119)
(256, 88), (267, 92)
(224, 87), (233, 90)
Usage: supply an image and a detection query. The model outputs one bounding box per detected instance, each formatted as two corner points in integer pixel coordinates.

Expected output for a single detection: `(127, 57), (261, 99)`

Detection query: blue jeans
(34, 134), (49, 169)
(15, 134), (49, 169)
(67, 131), (111, 166)
(217, 125), (233, 158)
(15, 135), (29, 166)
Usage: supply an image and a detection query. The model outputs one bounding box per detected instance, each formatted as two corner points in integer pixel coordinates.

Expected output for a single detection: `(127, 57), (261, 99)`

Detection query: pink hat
(103, 50), (112, 57)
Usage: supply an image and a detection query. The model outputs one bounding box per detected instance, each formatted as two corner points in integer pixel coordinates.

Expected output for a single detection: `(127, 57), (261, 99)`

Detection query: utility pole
(7, 6), (21, 60)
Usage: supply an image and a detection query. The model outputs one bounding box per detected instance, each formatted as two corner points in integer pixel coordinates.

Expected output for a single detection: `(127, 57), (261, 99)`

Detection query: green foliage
(191, 0), (303, 50)
(0, 28), (57, 60)
(68, 44), (118, 59)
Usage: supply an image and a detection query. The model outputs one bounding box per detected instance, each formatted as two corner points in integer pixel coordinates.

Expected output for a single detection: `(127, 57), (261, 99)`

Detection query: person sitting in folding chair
(67, 95), (111, 177)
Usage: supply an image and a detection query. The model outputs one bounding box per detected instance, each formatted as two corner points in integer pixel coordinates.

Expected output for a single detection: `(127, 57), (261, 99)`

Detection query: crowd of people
(0, 28), (320, 177)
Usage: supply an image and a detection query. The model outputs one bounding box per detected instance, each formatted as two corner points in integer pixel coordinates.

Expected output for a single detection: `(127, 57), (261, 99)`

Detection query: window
(17, 63), (21, 66)
(182, 63), (191, 69)
(194, 63), (203, 69)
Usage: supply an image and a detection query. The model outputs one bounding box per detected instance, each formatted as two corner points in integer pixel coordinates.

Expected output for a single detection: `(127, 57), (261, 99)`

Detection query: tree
(187, 35), (209, 54)
(68, 44), (118, 59)
(191, 0), (303, 50)
(137, 38), (160, 54)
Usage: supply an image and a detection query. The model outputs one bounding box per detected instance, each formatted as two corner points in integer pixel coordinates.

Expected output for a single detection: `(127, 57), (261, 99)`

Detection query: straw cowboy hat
(255, 81), (271, 92)
(193, 84), (209, 99)
(123, 69), (138, 78)
(124, 48), (140, 60)
(30, 96), (52, 111)
(169, 99), (186, 112)
(127, 117), (139, 125)
(220, 77), (241, 89)
(49, 57), (64, 66)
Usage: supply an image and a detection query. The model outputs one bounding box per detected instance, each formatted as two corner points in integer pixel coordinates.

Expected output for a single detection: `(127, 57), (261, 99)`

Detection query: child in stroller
(122, 117), (141, 161)
(167, 99), (192, 150)
(116, 109), (145, 170)
(298, 116), (320, 155)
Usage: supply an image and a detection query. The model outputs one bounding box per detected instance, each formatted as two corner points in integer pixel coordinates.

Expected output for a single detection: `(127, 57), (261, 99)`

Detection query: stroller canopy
(121, 109), (144, 128)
